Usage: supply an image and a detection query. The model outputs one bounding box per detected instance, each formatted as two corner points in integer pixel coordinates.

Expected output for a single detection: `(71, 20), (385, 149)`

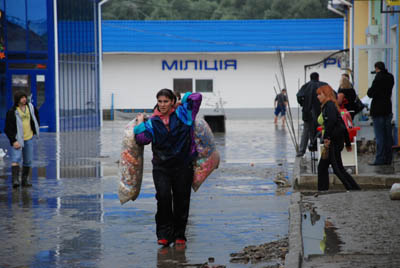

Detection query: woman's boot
(21, 166), (32, 187)
(11, 165), (20, 188)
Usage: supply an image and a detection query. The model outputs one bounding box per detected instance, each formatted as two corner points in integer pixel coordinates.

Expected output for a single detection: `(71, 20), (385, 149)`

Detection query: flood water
(301, 200), (343, 260)
(0, 115), (297, 267)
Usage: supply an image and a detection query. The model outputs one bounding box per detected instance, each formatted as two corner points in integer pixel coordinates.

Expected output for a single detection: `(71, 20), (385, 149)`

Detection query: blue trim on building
(102, 19), (344, 53)
(0, 0), (101, 132)
(45, 0), (56, 132)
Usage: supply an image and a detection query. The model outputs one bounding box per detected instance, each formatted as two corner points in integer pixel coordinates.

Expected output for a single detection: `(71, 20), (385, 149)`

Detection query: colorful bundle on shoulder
(192, 118), (220, 192)
(118, 119), (144, 204)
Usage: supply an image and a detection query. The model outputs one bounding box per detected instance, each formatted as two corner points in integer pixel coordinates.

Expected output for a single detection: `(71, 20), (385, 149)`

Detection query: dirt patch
(229, 237), (288, 268)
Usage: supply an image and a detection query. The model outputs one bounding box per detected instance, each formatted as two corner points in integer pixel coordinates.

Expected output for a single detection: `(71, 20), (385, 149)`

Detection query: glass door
(7, 70), (49, 130)
(11, 74), (31, 102)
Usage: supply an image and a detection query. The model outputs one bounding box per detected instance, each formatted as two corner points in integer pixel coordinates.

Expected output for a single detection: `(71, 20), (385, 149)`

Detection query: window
(6, 0), (27, 52)
(12, 74), (31, 99)
(27, 0), (48, 52)
(173, 79), (192, 95)
(5, 0), (48, 59)
(36, 74), (45, 108)
(196, 79), (213, 93)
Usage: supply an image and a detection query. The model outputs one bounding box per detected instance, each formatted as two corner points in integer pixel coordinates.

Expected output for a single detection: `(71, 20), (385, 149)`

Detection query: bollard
(389, 183), (400, 200)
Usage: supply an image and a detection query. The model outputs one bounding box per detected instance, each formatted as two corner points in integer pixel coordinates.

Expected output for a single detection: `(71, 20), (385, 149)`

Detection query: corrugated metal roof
(102, 19), (343, 53)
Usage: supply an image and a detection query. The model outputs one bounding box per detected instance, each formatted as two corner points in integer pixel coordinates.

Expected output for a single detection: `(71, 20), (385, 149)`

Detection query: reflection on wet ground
(0, 119), (296, 267)
(301, 200), (343, 259)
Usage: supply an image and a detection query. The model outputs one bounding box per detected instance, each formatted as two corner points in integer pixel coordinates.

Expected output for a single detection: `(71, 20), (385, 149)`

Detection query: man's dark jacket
(367, 70), (394, 117)
(297, 80), (327, 122)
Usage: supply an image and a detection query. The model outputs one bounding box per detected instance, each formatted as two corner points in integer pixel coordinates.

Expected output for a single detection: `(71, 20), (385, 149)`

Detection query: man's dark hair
(13, 91), (27, 106)
(310, 72), (319, 81)
(375, 61), (386, 71)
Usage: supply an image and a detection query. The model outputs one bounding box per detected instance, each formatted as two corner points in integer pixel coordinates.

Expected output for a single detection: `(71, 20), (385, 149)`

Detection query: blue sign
(324, 57), (341, 68)
(162, 59), (237, 71)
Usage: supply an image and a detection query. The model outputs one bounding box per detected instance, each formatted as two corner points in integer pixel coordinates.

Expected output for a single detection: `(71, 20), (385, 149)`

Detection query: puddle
(301, 202), (343, 259)
(0, 118), (297, 267)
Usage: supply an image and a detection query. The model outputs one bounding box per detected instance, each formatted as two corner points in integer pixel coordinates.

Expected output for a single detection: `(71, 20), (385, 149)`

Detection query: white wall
(102, 52), (343, 110)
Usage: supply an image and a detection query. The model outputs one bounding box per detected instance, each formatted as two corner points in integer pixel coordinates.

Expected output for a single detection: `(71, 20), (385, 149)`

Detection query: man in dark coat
(367, 61), (394, 165)
(296, 72), (327, 157)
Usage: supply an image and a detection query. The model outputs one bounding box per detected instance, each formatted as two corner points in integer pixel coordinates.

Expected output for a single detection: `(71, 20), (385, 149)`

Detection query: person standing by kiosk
(367, 61), (394, 166)
(296, 72), (327, 157)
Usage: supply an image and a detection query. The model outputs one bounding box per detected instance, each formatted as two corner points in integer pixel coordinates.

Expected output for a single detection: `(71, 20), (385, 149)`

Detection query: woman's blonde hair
(317, 84), (340, 111)
(340, 76), (352, 89)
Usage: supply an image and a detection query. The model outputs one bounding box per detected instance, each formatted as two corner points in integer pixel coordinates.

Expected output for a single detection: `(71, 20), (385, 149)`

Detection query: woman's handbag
(353, 97), (365, 115)
(321, 145), (329, 160)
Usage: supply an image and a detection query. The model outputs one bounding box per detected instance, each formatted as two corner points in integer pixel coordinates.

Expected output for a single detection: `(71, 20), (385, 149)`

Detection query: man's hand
(323, 139), (330, 147)
(174, 100), (182, 108)
(13, 141), (21, 149)
(345, 145), (352, 152)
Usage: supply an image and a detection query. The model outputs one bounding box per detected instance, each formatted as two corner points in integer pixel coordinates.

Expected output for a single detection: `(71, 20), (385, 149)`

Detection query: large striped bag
(118, 119), (144, 204)
(192, 119), (220, 192)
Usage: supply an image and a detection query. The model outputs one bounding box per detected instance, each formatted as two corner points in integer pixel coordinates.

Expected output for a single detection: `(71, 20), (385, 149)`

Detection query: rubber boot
(21, 166), (32, 187)
(11, 165), (20, 188)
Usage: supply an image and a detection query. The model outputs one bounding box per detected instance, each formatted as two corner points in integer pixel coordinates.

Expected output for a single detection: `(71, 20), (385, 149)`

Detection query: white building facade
(101, 19), (345, 114)
(103, 52), (343, 110)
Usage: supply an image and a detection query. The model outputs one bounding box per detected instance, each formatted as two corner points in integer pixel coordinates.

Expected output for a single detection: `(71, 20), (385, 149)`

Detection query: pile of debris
(229, 237), (288, 268)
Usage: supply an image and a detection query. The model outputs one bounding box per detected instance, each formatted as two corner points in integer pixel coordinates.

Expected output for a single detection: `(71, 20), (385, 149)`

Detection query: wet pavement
(294, 122), (400, 190)
(0, 117), (296, 268)
(285, 121), (400, 268)
(299, 190), (400, 268)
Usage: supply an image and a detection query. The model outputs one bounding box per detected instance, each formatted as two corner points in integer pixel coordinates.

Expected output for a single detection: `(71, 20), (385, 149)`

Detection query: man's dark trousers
(373, 114), (393, 164)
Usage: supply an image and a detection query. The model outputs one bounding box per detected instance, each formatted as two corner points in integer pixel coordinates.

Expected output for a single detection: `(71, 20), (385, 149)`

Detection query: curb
(292, 156), (302, 188)
(297, 174), (400, 190)
(284, 192), (303, 268)
(294, 156), (400, 190)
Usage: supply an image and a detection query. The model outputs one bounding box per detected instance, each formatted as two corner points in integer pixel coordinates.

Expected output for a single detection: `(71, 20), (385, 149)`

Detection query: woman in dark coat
(4, 91), (40, 188)
(316, 85), (360, 191)
(337, 76), (357, 120)
(134, 89), (202, 247)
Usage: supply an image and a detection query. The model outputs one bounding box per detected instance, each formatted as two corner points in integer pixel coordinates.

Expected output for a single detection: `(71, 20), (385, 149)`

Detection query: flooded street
(0, 116), (297, 267)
